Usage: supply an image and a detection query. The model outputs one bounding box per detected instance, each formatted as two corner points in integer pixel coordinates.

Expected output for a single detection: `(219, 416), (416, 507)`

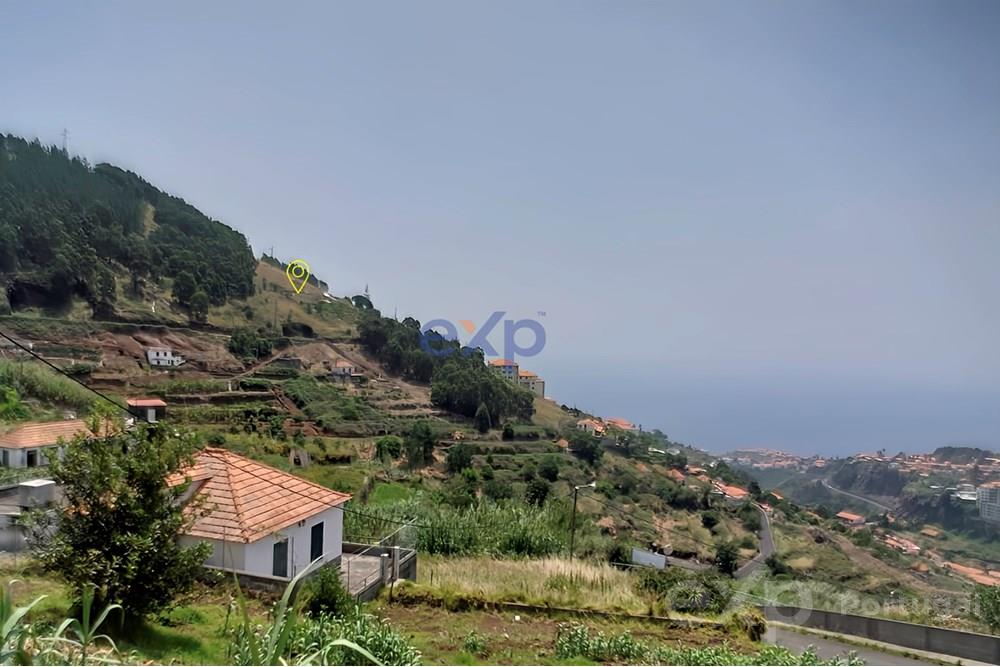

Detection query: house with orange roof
(667, 468), (686, 484)
(714, 482), (749, 504)
(169, 448), (351, 581)
(0, 419), (93, 468)
(576, 418), (605, 436)
(835, 510), (866, 526)
(768, 490), (784, 501)
(605, 417), (638, 431)
(127, 397), (167, 424)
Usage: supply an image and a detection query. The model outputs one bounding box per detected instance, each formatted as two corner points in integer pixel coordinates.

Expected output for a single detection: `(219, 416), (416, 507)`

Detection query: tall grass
(420, 556), (645, 613)
(345, 501), (566, 558)
(0, 360), (96, 413)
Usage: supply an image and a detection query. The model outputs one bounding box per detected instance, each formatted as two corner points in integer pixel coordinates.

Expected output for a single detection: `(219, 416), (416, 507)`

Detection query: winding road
(735, 503), (774, 579)
(821, 478), (895, 513)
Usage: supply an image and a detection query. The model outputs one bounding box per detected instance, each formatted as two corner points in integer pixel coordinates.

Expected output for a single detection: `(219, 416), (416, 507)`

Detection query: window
(310, 522), (324, 561)
(272, 539), (288, 578)
(26, 450), (38, 467)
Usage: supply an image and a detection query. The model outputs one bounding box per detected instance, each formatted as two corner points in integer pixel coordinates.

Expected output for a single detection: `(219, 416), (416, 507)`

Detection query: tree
(446, 443), (473, 473)
(189, 289), (210, 323)
(974, 585), (1000, 631)
(748, 480), (762, 500)
(375, 435), (403, 462)
(715, 542), (739, 576)
(474, 402), (492, 434)
(502, 423), (515, 441)
(568, 431), (603, 467)
(538, 455), (560, 482)
(405, 421), (436, 469)
(172, 270), (197, 306)
(25, 413), (210, 619)
(525, 478), (551, 506)
(701, 510), (720, 530)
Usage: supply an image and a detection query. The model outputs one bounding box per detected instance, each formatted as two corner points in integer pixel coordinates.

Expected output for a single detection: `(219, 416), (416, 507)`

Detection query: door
(272, 539), (288, 578)
(310, 522), (324, 562)
(26, 450), (38, 467)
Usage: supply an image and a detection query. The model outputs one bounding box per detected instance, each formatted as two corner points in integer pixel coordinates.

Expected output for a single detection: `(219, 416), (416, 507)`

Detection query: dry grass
(419, 556), (648, 613)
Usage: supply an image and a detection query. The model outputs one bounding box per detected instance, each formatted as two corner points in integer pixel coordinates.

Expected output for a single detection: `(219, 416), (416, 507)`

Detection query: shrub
(701, 510), (720, 530)
(715, 541), (738, 576)
(525, 478), (551, 506)
(375, 435), (403, 462)
(502, 423), (515, 441)
(462, 631), (488, 657)
(304, 565), (357, 619)
(447, 443), (474, 473)
(725, 605), (768, 642)
(538, 455), (560, 482)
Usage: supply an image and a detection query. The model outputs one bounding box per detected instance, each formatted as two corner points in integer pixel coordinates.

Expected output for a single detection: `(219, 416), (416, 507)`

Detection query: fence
(762, 605), (1000, 664)
(340, 522), (418, 602)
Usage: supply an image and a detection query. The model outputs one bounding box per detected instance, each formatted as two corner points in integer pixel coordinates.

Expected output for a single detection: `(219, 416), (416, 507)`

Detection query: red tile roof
(836, 511), (865, 523)
(169, 448), (351, 543)
(518, 370), (538, 378)
(489, 359), (516, 367)
(127, 398), (167, 408)
(716, 483), (749, 499)
(0, 420), (93, 449)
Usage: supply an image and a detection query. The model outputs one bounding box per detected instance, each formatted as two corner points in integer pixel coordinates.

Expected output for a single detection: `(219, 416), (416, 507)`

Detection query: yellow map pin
(285, 259), (311, 294)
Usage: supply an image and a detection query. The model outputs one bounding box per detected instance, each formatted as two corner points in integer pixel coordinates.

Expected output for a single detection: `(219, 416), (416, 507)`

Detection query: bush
(725, 605), (767, 642)
(304, 565), (356, 618)
(538, 455), (560, 482)
(447, 443), (474, 473)
(483, 479), (512, 501)
(525, 478), (551, 506)
(715, 541), (738, 576)
(375, 435), (403, 462)
(502, 423), (515, 441)
(701, 510), (720, 530)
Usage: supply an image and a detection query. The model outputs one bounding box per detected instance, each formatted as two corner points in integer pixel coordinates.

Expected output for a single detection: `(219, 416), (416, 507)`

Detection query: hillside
(3, 135), (1000, 656)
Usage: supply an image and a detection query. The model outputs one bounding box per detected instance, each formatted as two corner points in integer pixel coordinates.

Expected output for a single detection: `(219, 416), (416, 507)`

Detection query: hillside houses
(146, 347), (185, 367)
(836, 511), (866, 526)
(488, 358), (547, 397)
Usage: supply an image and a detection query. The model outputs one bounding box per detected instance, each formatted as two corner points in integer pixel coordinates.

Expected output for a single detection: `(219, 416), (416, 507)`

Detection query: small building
(0, 419), (92, 468)
(576, 418), (605, 436)
(667, 469), (686, 484)
(169, 447), (352, 582)
(517, 370), (545, 398)
(605, 417), (638, 431)
(977, 482), (1000, 523)
(146, 347), (185, 367)
(835, 511), (866, 526)
(488, 358), (519, 381)
(127, 398), (167, 424)
(715, 483), (749, 504)
(920, 526), (942, 539)
(331, 359), (356, 376)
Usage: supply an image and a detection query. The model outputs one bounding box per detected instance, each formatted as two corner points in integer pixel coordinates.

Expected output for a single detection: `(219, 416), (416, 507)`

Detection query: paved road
(769, 627), (931, 665)
(736, 503), (774, 579)
(821, 479), (895, 513)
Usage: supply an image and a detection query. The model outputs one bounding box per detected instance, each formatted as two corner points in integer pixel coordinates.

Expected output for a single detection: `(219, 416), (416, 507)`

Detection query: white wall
(243, 505), (344, 579)
(179, 535), (246, 570)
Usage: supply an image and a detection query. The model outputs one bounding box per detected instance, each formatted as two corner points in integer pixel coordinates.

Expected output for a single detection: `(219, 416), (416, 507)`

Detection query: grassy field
(417, 556), (648, 614)
(373, 601), (748, 665)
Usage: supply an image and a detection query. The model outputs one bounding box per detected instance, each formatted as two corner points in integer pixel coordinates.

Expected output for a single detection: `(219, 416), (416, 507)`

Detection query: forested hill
(0, 134), (256, 317)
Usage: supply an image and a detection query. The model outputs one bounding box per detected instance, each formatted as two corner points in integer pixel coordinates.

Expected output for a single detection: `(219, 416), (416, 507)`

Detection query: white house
(146, 347), (185, 367)
(0, 419), (92, 468)
(170, 448), (352, 581)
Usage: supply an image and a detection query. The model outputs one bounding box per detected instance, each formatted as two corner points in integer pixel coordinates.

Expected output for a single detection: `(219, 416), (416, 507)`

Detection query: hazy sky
(4, 1), (1000, 455)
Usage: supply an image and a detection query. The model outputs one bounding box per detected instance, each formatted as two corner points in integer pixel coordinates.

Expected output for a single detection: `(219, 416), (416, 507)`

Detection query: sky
(3, 1), (1000, 456)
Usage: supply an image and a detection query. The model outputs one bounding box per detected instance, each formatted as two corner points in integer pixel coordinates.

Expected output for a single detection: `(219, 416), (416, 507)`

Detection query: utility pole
(569, 481), (596, 558)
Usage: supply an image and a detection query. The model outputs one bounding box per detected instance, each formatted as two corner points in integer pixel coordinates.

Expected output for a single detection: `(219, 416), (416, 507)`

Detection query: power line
(0, 327), (148, 423)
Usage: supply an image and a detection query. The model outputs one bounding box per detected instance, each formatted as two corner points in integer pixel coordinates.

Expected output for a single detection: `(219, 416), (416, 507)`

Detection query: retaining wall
(762, 605), (1000, 664)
